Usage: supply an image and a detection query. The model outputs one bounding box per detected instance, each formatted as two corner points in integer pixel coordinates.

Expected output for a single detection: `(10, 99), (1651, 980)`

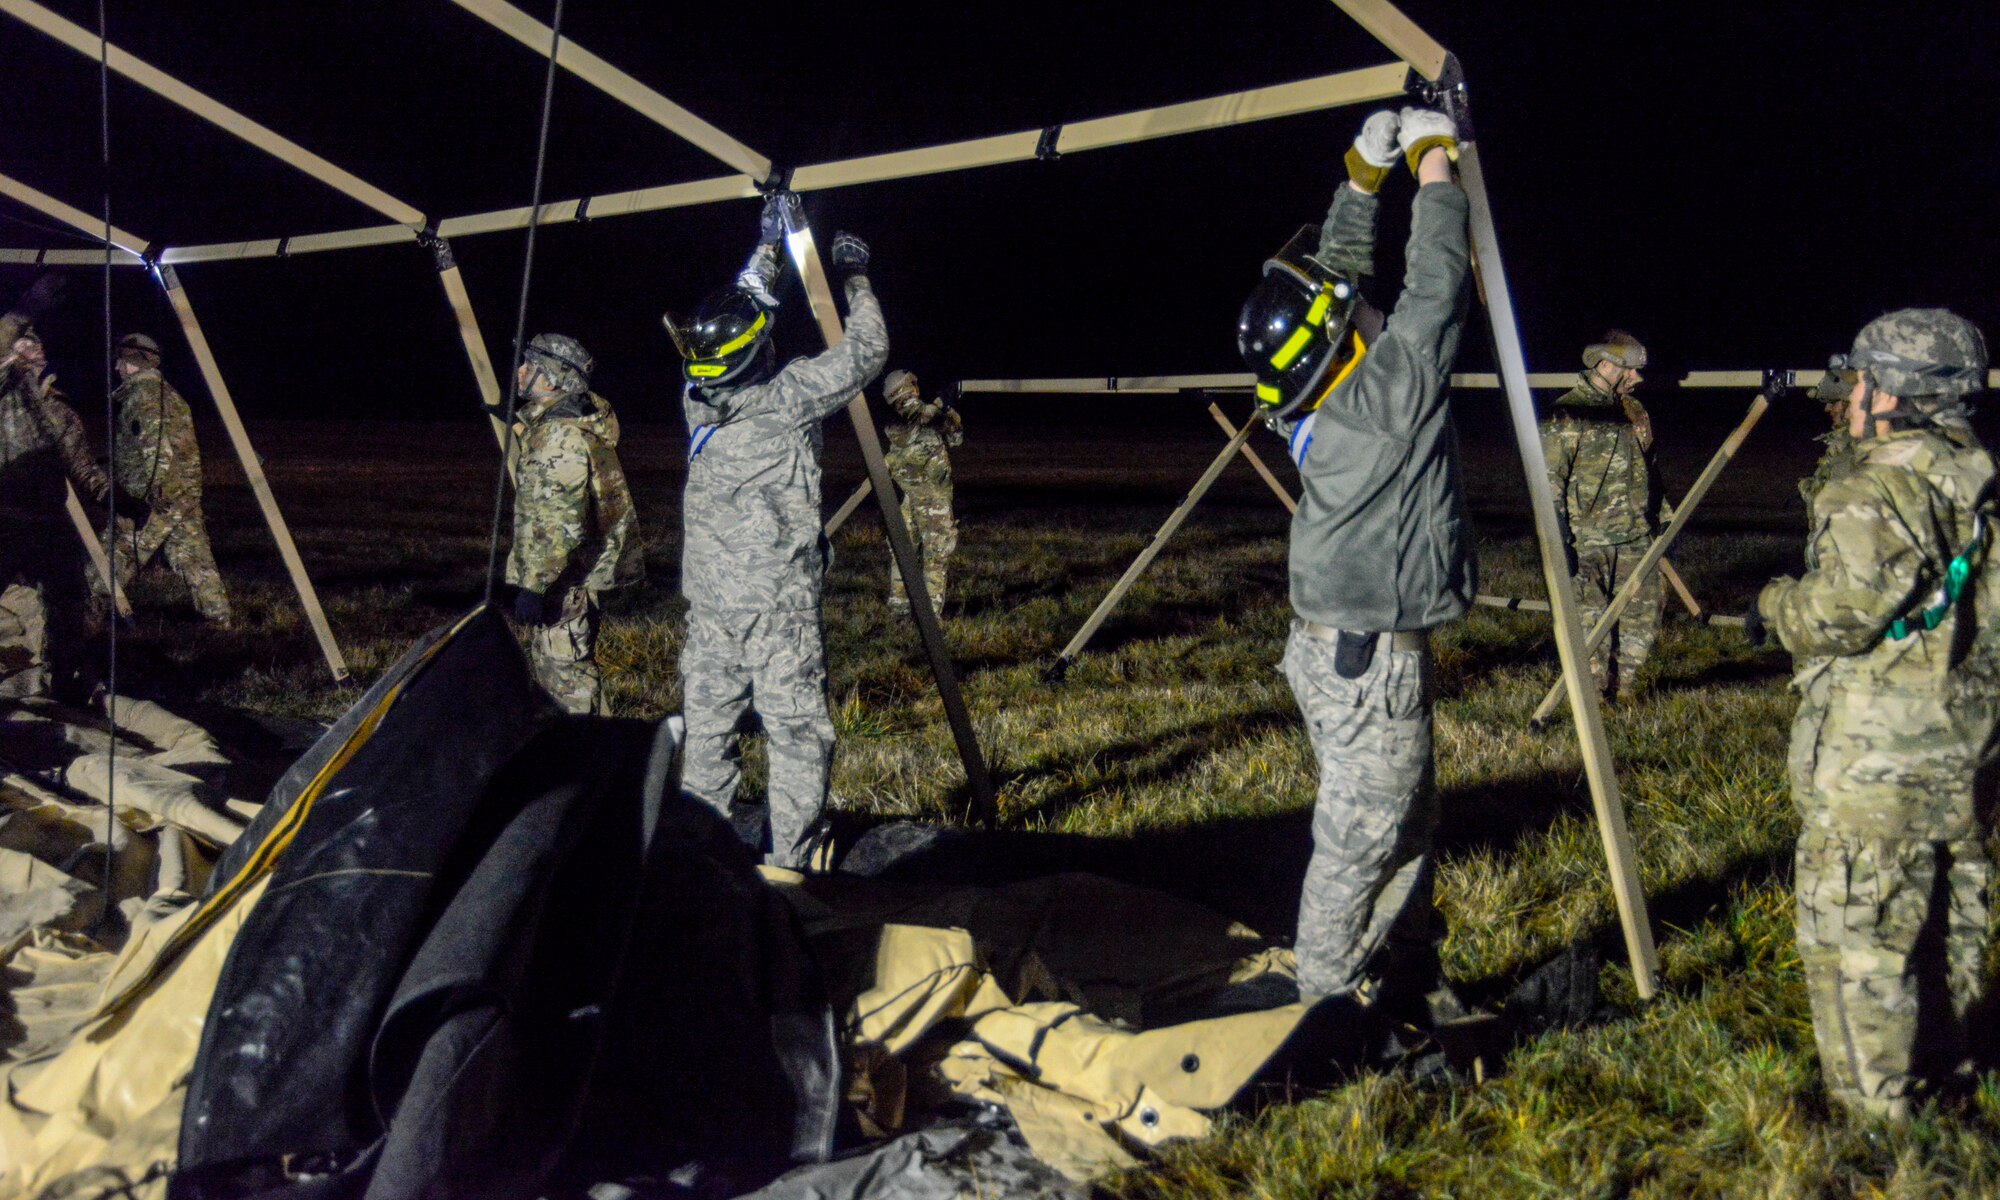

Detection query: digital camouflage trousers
(110, 504), (231, 625)
(528, 585), (604, 716)
(888, 480), (957, 613)
(1281, 622), (1441, 1001)
(1572, 539), (1663, 698)
(678, 605), (834, 869)
(1788, 671), (1995, 1120)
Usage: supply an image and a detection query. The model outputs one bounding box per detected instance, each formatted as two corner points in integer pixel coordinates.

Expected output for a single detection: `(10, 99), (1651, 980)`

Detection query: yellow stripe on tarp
(94, 608), (480, 1017)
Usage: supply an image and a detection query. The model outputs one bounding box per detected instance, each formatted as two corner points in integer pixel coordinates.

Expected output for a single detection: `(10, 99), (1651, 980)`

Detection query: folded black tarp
(173, 607), (840, 1200)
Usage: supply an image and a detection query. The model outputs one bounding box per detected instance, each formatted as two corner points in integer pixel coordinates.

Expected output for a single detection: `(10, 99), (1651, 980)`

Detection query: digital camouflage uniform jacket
(1760, 424), (2000, 837)
(1283, 182), (1476, 633)
(110, 368), (202, 509)
(1541, 383), (1661, 547)
(885, 400), (961, 489)
(680, 276), (889, 613)
(0, 314), (110, 528)
(505, 391), (642, 598)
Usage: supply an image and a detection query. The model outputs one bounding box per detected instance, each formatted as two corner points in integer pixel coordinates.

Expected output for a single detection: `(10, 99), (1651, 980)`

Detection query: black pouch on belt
(1333, 630), (1376, 679)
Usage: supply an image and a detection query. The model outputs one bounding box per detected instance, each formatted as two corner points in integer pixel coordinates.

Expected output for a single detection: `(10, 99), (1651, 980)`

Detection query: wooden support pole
(780, 221), (998, 826)
(1457, 131), (1660, 996)
(1530, 394), (1770, 725)
(825, 478), (873, 538)
(1657, 557), (1703, 620)
(66, 483), (131, 618)
(1051, 418), (1259, 674)
(1206, 402), (1297, 513)
(156, 266), (350, 683)
(421, 235), (514, 472)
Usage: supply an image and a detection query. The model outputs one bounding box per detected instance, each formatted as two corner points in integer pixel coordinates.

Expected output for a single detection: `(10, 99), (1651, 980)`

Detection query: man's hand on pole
(1397, 107), (1459, 179)
(1345, 110), (1400, 194)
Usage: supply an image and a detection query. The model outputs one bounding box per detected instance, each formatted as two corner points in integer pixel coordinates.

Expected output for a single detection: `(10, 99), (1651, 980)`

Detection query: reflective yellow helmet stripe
(1269, 325), (1315, 371)
(1255, 383), (1281, 406)
(688, 362), (729, 378)
(1304, 286), (1334, 328)
(696, 309), (768, 361)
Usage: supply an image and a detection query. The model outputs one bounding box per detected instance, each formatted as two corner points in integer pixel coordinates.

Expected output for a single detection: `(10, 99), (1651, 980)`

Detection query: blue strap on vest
(1287, 411), (1318, 468)
(687, 423), (718, 462)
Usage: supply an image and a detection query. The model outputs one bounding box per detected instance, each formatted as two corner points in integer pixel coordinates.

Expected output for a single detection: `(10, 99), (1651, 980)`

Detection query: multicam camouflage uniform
(107, 357), (232, 624)
(1759, 309), (1998, 1122)
(0, 314), (110, 699)
(505, 388), (642, 716)
(679, 274), (889, 868)
(1541, 358), (1665, 698)
(1799, 371), (1862, 512)
(882, 373), (962, 612)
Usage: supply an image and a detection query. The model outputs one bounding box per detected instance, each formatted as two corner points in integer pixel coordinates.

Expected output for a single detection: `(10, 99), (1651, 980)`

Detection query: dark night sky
(3, 1), (1997, 425)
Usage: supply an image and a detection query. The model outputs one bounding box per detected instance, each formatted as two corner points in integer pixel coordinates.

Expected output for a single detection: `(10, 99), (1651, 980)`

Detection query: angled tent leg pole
(1529, 393), (1770, 725)
(1657, 557), (1703, 620)
(1049, 418), (1258, 680)
(423, 234), (515, 477)
(824, 478), (873, 538)
(1207, 402), (1297, 514)
(66, 484), (132, 618)
(155, 265), (351, 684)
(781, 223), (998, 826)
(1444, 98), (1660, 995)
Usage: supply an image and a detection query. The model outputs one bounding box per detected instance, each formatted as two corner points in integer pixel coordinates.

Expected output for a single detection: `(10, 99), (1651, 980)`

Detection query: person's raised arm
(1380, 108), (1469, 374)
(1315, 111), (1397, 281)
(773, 232), (890, 424)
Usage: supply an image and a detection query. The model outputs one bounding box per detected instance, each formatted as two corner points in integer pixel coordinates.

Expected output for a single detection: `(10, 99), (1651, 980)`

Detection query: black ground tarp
(171, 607), (841, 1200)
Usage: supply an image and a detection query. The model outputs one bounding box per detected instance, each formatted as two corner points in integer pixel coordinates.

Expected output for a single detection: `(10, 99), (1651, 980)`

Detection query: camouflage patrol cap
(1582, 330), (1648, 370)
(524, 332), (593, 395)
(117, 332), (161, 364)
(1836, 308), (1987, 404)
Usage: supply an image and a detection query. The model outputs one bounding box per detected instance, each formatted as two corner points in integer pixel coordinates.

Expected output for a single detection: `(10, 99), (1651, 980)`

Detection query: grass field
(101, 412), (2000, 1198)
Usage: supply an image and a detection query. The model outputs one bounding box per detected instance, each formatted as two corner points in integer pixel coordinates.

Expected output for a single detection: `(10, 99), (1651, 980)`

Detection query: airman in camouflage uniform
(0, 315), (112, 700)
(504, 333), (642, 716)
(1541, 331), (1667, 700)
(881, 368), (962, 614)
(670, 223), (888, 869)
(104, 333), (231, 625)
(1753, 309), (1998, 1123)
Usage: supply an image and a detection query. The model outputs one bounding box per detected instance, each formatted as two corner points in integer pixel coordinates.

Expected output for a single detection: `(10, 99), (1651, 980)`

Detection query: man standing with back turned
(1240, 106), (1475, 1010)
(666, 198), (889, 868)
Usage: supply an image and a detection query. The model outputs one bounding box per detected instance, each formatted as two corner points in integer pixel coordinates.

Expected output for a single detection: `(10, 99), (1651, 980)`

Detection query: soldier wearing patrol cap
(1541, 330), (1668, 701)
(106, 332), (232, 625)
(503, 332), (643, 715)
(1750, 308), (1998, 1122)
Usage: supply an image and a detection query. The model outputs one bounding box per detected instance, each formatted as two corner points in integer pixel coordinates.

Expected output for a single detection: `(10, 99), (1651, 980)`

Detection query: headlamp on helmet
(1238, 226), (1366, 419)
(665, 288), (774, 387)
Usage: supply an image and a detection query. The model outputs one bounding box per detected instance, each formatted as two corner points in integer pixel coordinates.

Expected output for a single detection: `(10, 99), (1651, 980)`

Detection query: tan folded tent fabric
(763, 868), (1310, 1181)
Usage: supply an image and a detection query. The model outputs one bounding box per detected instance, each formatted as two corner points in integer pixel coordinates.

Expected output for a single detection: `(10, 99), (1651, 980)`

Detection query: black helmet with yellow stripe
(1238, 226), (1367, 419)
(664, 288), (774, 387)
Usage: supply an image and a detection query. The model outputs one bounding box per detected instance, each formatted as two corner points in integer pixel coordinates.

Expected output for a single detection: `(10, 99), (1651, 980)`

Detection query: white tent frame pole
(67, 484), (132, 618)
(824, 478), (873, 539)
(419, 235), (514, 469)
(134, 59), (1411, 262)
(1208, 402), (1298, 512)
(1050, 415), (1260, 676)
(156, 265), (351, 682)
(782, 221), (999, 825)
(0, 0), (423, 227)
(1528, 394), (1771, 725)
(448, 0), (773, 180)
